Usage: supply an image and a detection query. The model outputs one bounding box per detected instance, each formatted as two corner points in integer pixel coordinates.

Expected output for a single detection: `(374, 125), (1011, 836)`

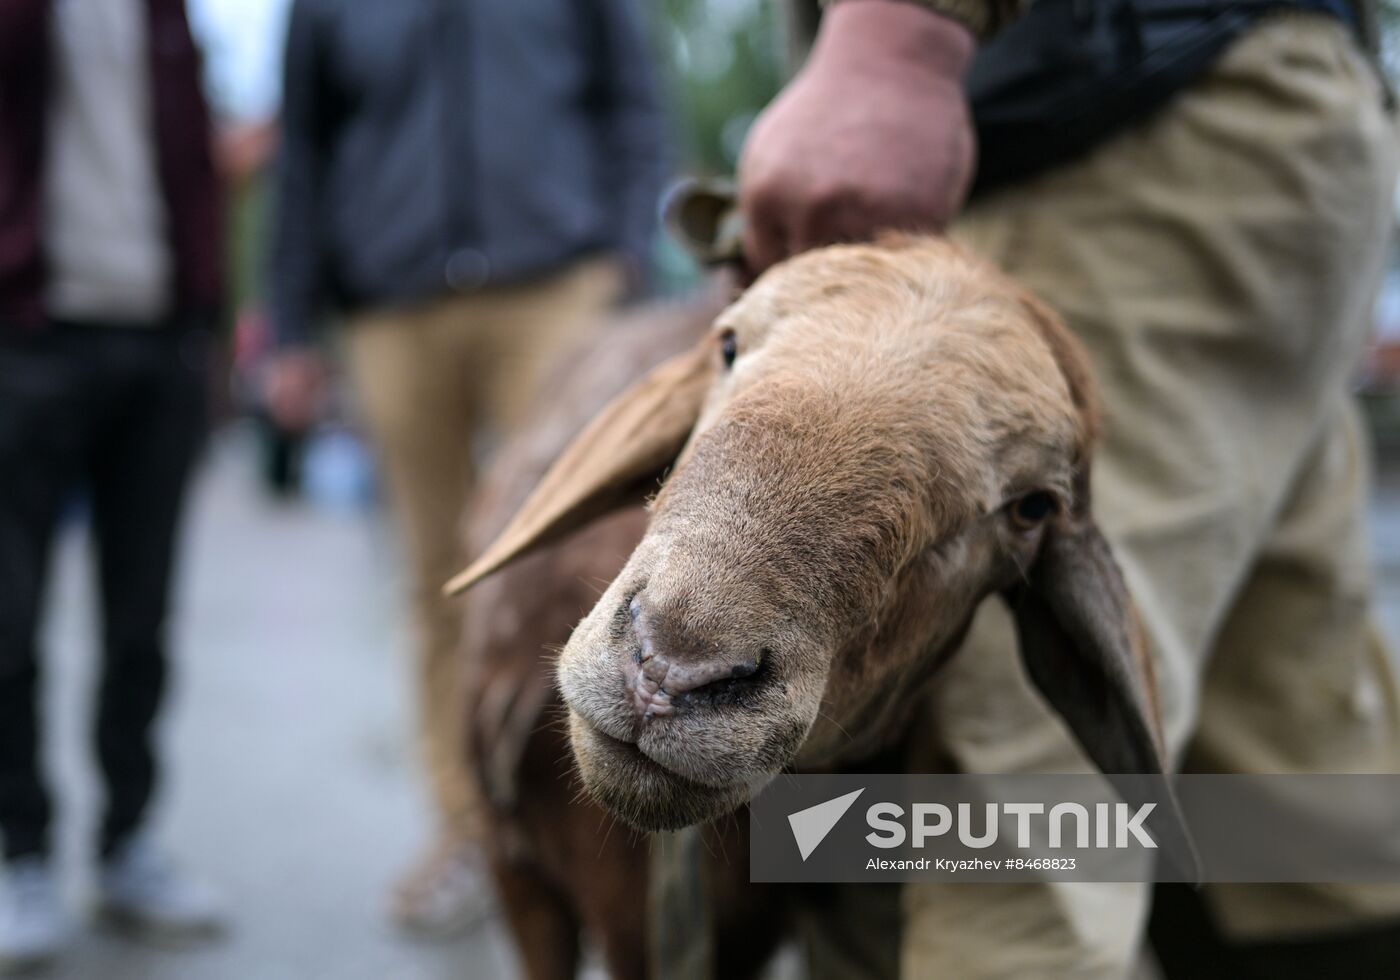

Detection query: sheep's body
(465, 504), (650, 979)
(462, 287), (787, 978)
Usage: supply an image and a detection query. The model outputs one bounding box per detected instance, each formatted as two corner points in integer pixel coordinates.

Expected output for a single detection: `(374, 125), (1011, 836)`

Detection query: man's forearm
(821, 0), (1023, 40)
(269, 0), (329, 347)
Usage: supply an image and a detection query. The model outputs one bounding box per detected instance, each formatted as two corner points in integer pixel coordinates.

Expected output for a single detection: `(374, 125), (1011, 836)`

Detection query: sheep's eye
(719, 329), (738, 369)
(1009, 491), (1057, 529)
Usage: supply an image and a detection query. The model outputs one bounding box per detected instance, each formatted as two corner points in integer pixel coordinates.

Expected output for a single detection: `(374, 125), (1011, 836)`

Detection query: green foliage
(652, 0), (784, 174)
(645, 0), (786, 288)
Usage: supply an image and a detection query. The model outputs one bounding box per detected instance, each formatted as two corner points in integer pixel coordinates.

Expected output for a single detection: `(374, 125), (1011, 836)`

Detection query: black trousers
(0, 320), (208, 860)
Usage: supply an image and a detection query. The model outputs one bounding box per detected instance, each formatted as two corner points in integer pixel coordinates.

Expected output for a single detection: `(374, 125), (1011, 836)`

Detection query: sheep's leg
(492, 860), (581, 980)
(572, 849), (648, 980)
(708, 821), (792, 979)
(587, 915), (647, 980)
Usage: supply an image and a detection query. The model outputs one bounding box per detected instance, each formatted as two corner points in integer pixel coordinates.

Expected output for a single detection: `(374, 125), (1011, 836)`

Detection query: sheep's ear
(1006, 513), (1198, 880)
(443, 343), (714, 596)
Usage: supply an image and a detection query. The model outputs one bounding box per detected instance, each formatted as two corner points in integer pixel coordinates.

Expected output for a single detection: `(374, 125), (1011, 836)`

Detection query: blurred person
(268, 0), (667, 937)
(653, 0), (1400, 978)
(0, 0), (226, 971)
(212, 116), (312, 498)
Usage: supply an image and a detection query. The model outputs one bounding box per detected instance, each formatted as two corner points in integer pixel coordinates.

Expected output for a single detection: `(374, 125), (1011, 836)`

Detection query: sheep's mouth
(569, 712), (751, 831)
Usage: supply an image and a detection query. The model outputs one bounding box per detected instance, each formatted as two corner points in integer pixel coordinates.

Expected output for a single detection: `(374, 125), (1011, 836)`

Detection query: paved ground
(24, 424), (1400, 980)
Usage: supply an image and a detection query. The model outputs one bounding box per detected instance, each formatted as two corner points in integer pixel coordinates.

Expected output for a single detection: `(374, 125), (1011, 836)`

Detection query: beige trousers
(346, 258), (621, 842)
(881, 15), (1400, 978)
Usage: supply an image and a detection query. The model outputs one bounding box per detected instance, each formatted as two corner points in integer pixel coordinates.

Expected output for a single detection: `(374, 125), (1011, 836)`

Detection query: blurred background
(17, 0), (1400, 977)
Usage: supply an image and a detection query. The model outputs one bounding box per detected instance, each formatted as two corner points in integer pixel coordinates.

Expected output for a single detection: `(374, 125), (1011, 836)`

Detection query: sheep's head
(448, 238), (1179, 849)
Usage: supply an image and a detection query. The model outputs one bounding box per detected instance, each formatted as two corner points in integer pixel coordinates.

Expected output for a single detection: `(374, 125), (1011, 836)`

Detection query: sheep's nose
(625, 594), (764, 721)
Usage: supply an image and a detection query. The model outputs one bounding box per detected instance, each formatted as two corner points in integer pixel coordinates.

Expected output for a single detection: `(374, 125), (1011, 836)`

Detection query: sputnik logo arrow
(788, 789), (864, 861)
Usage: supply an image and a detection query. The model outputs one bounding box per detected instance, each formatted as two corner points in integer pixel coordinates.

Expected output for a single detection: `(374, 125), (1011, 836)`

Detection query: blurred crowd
(0, 0), (670, 969)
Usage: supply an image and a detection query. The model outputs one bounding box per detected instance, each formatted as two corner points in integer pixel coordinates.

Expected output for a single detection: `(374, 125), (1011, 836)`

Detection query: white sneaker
(95, 837), (225, 944)
(0, 857), (69, 975)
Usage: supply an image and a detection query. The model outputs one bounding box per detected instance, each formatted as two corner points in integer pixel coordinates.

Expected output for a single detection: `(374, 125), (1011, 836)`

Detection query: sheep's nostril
(627, 646), (769, 721)
(624, 594), (771, 719)
(727, 650), (765, 681)
(630, 595), (656, 664)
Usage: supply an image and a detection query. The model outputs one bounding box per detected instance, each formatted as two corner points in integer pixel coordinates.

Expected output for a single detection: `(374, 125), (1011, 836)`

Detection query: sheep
(453, 237), (1189, 976)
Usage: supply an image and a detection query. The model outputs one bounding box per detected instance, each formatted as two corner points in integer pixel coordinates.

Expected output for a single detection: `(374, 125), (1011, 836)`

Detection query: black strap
(968, 0), (1357, 194)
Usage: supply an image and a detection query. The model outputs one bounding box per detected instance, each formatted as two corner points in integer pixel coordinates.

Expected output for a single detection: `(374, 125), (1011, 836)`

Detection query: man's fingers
(741, 222), (785, 277)
(740, 191), (793, 276)
(265, 351), (327, 431)
(791, 188), (879, 252)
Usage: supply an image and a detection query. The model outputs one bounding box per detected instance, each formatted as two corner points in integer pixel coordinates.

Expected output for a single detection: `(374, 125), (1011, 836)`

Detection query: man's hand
(738, 0), (976, 274)
(265, 348), (327, 432)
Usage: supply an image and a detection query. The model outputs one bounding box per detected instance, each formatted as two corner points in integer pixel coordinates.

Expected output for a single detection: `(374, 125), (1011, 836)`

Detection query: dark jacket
(270, 0), (668, 346)
(0, 0), (224, 331)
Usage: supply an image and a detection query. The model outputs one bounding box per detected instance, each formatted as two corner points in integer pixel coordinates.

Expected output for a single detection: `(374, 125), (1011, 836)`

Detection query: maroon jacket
(0, 0), (223, 330)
